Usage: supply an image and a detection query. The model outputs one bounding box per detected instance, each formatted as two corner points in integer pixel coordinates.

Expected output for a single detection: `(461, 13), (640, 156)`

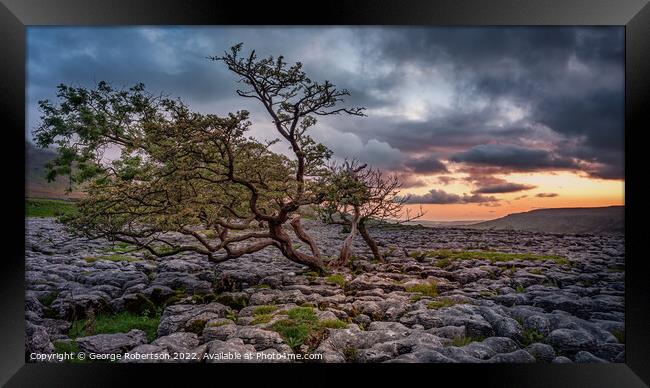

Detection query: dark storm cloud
(404, 189), (498, 205)
(27, 26), (624, 181)
(472, 182), (537, 194)
(450, 144), (580, 171)
(404, 155), (448, 174)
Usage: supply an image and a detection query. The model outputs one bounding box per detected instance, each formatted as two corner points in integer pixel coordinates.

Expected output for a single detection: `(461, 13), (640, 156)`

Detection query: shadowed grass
(68, 311), (160, 342)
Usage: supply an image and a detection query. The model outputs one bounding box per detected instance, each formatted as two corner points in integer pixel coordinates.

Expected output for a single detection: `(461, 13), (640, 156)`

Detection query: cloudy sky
(27, 26), (625, 220)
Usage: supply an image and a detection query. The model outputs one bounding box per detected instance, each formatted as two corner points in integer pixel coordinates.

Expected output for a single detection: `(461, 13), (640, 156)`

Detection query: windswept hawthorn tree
(34, 44), (364, 272)
(320, 160), (425, 265)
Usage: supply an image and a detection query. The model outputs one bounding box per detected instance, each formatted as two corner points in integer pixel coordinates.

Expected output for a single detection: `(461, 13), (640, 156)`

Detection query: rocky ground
(25, 218), (625, 363)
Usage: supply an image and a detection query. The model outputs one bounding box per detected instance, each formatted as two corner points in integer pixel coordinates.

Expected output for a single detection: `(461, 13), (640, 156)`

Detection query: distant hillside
(26, 141), (84, 199)
(468, 206), (624, 235)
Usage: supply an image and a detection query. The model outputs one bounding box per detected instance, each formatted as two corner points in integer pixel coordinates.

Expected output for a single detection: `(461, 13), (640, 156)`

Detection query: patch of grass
(449, 335), (483, 347)
(434, 258), (451, 268)
(251, 314), (273, 325)
(410, 295), (422, 303)
(528, 268), (544, 275)
(325, 274), (346, 288)
(304, 271), (321, 281)
(427, 297), (461, 309)
(68, 311), (160, 342)
(319, 319), (348, 329)
(83, 254), (140, 263)
(405, 282), (438, 297)
(253, 305), (279, 315)
(226, 311), (237, 322)
(423, 249), (570, 266)
(612, 329), (625, 344)
(271, 307), (323, 351)
(520, 328), (545, 346)
(26, 198), (78, 218)
(53, 339), (79, 354)
(515, 284), (526, 293)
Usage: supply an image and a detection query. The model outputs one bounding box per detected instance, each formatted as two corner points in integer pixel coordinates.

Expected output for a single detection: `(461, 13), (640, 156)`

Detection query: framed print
(1, 0), (648, 386)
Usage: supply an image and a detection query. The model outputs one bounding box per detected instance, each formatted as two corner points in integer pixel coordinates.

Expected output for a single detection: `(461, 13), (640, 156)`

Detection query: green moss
(528, 268), (544, 275)
(515, 284), (526, 293)
(226, 311), (237, 322)
(304, 271), (321, 281)
(422, 249), (570, 266)
(405, 282), (438, 297)
(410, 295), (422, 303)
(83, 254), (140, 263)
(427, 297), (461, 309)
(253, 305), (279, 315)
(68, 311), (160, 342)
(520, 328), (545, 346)
(325, 274), (346, 288)
(479, 290), (498, 298)
(26, 198), (78, 218)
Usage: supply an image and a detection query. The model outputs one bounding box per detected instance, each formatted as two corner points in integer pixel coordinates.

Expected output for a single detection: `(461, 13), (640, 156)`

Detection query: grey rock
(77, 329), (147, 354)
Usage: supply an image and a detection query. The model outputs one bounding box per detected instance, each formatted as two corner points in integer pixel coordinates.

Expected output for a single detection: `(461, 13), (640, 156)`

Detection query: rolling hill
(467, 206), (624, 235)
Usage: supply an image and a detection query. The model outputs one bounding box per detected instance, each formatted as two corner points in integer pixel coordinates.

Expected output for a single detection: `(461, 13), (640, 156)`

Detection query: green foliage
(68, 311), (160, 342)
(434, 258), (451, 268)
(515, 284), (526, 293)
(405, 282), (438, 297)
(325, 274), (346, 288)
(26, 198), (77, 218)
(422, 249), (570, 266)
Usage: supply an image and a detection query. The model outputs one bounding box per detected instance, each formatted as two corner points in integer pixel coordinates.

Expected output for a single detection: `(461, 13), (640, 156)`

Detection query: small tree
(34, 44), (365, 272)
(321, 160), (424, 265)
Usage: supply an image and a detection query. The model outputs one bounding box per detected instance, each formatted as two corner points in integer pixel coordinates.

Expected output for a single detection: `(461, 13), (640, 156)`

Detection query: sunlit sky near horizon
(26, 26), (625, 221)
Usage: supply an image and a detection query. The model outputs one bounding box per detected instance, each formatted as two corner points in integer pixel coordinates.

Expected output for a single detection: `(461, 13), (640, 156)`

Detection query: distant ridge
(467, 206), (624, 235)
(26, 141), (84, 199)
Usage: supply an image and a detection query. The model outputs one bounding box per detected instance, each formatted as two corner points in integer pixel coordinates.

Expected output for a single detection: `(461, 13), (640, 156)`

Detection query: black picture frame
(1, 0), (648, 386)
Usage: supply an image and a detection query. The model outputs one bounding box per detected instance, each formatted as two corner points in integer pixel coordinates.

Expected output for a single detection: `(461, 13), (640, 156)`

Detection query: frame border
(1, 0), (648, 386)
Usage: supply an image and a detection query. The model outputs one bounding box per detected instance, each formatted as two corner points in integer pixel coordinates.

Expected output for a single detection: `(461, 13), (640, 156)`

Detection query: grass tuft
(405, 282), (438, 297)
(68, 311), (160, 342)
(325, 274), (346, 288)
(423, 249), (570, 266)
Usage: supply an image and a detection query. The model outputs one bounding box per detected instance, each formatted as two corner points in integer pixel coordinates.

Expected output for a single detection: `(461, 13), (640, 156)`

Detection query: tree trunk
(332, 209), (361, 267)
(358, 219), (383, 262)
(268, 221), (324, 272)
(290, 216), (321, 260)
